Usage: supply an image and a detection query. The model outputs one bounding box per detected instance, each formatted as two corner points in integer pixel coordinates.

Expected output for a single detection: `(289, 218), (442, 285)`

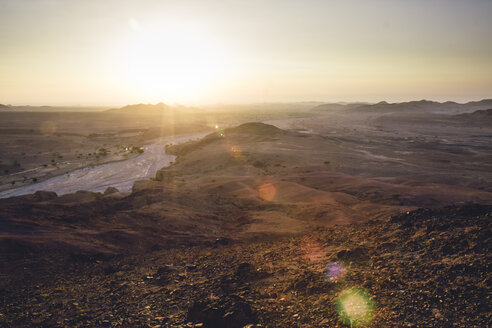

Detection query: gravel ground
(1, 204), (490, 327)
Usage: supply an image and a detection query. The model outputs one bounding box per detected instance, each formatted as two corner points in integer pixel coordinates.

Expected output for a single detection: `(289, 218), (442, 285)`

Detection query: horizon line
(2, 97), (492, 108)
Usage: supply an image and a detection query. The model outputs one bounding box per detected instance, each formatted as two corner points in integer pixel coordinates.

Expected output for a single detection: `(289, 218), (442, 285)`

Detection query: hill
(0, 120), (491, 327)
(311, 102), (368, 112)
(453, 108), (492, 123)
(106, 102), (173, 114)
(1, 203), (490, 327)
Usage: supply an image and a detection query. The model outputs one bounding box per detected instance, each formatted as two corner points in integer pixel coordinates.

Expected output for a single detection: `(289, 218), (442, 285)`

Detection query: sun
(118, 19), (226, 103)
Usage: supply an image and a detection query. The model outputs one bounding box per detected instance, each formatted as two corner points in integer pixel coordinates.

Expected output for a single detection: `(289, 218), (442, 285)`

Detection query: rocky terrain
(0, 110), (211, 193)
(0, 120), (491, 327)
(0, 103), (314, 195)
(0, 204), (490, 327)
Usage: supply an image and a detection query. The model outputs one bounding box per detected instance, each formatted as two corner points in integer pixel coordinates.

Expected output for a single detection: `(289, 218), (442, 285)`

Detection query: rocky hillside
(453, 108), (492, 123)
(0, 122), (491, 327)
(0, 204), (490, 327)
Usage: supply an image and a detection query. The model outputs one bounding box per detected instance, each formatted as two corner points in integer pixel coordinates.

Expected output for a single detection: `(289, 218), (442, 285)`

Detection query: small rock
(187, 296), (257, 328)
(186, 264), (197, 271)
(235, 263), (254, 278)
(214, 237), (230, 246)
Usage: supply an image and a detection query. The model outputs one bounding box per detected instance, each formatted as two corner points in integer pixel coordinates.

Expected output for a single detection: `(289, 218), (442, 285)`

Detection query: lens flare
(258, 183), (276, 201)
(299, 235), (326, 262)
(336, 288), (375, 327)
(215, 125), (225, 137)
(324, 262), (346, 282)
(230, 146), (243, 159)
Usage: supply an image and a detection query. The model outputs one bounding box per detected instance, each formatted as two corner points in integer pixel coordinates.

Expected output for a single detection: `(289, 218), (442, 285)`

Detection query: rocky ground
(0, 204), (490, 327)
(1, 121), (491, 327)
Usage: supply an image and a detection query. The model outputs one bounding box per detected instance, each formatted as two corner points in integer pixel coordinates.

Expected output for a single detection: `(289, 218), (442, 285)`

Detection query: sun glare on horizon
(115, 18), (230, 103)
(0, 0), (491, 105)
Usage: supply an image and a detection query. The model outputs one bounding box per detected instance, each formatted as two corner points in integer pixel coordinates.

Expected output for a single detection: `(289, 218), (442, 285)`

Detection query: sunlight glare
(325, 261), (347, 282)
(258, 183), (276, 201)
(118, 19), (228, 102)
(336, 288), (375, 327)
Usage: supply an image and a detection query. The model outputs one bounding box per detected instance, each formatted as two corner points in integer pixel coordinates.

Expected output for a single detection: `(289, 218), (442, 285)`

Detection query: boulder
(32, 190), (58, 201)
(103, 187), (119, 195)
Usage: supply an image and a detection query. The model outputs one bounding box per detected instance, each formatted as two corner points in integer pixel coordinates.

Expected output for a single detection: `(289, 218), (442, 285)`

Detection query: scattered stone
(0, 204), (490, 327)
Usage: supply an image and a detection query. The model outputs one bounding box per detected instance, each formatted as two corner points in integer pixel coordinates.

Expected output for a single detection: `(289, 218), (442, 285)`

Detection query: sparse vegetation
(130, 146), (144, 154)
(98, 148), (109, 156)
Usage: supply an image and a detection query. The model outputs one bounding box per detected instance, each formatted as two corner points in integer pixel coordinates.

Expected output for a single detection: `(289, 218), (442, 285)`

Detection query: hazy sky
(1, 0), (491, 105)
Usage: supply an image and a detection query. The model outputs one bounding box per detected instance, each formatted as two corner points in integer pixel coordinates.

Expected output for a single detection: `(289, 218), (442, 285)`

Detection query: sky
(0, 0), (491, 106)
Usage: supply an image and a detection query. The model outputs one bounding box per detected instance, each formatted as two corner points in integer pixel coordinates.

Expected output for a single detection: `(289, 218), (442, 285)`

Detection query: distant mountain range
(1, 100), (491, 115)
(105, 102), (172, 113)
(340, 99), (492, 115)
(106, 102), (322, 113)
(311, 102), (368, 112)
(312, 99), (492, 115)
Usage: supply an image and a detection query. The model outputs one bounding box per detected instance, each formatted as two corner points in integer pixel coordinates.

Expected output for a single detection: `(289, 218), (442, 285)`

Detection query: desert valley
(0, 100), (491, 327)
(1, 0), (491, 326)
